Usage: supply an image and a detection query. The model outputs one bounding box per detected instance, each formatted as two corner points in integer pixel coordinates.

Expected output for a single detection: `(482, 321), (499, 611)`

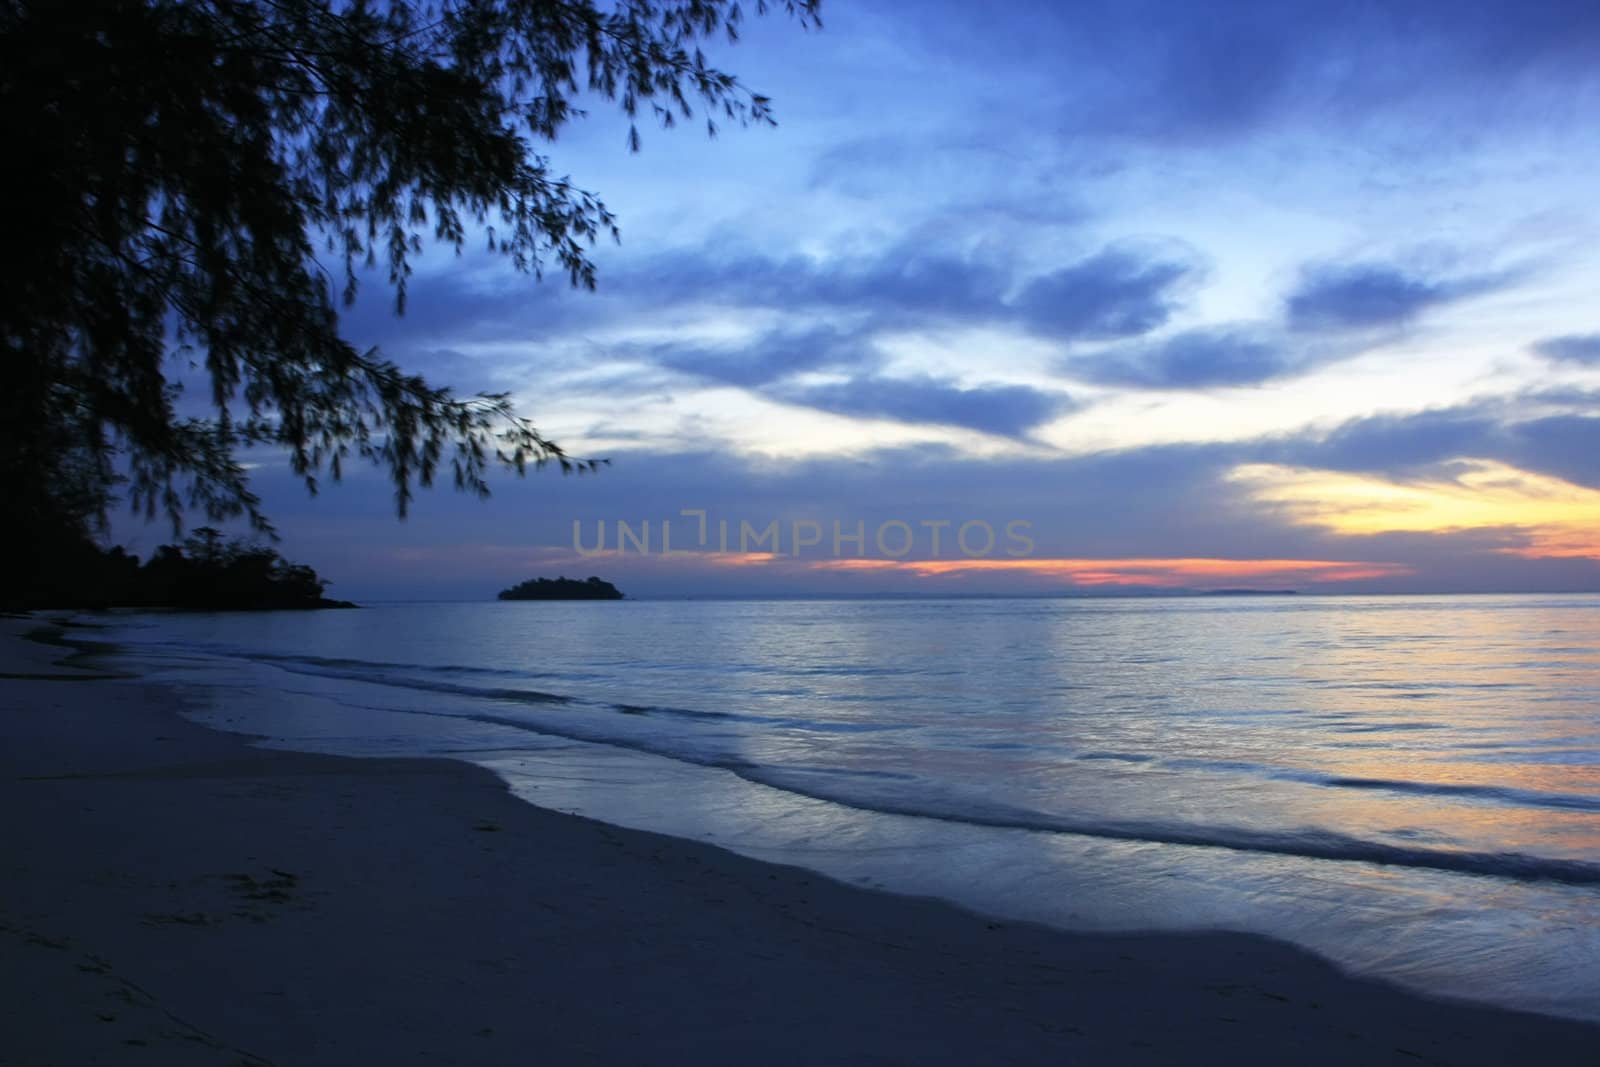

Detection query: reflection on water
(103, 593), (1600, 1020)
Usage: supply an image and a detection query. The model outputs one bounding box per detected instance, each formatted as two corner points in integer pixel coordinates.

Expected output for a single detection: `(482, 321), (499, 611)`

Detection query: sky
(130, 0), (1600, 599)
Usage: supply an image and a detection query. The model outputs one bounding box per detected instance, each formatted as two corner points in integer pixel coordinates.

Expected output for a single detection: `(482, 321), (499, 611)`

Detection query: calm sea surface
(96, 594), (1600, 1019)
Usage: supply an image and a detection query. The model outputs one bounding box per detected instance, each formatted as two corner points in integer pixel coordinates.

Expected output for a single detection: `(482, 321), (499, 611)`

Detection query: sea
(90, 593), (1600, 1021)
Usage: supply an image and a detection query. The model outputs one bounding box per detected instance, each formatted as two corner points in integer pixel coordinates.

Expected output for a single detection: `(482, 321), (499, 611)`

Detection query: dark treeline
(498, 576), (624, 601)
(3, 527), (353, 612)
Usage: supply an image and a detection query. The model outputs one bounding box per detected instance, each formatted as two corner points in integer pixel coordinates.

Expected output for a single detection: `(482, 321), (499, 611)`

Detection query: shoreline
(3, 621), (1598, 1064)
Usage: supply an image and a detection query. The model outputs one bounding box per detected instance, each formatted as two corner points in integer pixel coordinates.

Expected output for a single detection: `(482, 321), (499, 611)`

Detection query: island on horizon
(497, 576), (625, 601)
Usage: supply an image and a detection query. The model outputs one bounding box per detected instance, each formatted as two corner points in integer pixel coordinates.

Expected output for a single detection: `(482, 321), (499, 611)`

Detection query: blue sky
(130, 1), (1600, 599)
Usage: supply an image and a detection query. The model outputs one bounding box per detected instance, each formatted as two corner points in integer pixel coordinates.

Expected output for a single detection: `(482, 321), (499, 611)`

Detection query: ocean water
(94, 594), (1600, 1020)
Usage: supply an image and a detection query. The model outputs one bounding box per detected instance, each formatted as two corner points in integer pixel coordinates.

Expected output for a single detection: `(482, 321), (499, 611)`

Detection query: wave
(134, 636), (1600, 888)
(240, 653), (573, 706)
(237, 646), (1600, 813)
(611, 700), (912, 733)
(247, 650), (567, 681)
(251, 682), (1600, 889)
(245, 649), (914, 735)
(739, 772), (1600, 888)
(1322, 775), (1600, 812)
(1073, 750), (1600, 814)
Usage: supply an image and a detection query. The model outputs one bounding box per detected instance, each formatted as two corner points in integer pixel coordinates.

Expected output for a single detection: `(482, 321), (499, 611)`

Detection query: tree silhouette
(1, 0), (821, 553)
(498, 575), (624, 600)
(110, 533), (349, 610)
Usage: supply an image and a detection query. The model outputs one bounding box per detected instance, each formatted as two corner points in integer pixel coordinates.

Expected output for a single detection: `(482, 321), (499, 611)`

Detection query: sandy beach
(2, 620), (1597, 1066)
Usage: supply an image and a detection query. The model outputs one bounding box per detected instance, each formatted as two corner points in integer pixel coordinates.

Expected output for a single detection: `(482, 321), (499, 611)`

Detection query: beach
(3, 619), (1597, 1065)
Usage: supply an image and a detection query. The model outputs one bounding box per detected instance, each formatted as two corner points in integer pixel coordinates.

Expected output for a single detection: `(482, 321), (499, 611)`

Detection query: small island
(497, 576), (624, 601)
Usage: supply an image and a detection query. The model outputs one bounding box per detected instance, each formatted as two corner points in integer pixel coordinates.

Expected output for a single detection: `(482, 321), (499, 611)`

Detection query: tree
(0, 0), (821, 553)
(127, 533), (347, 609)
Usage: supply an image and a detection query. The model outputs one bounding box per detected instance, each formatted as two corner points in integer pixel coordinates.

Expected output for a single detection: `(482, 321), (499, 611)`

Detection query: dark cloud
(899, 0), (1600, 145)
(653, 327), (873, 388)
(774, 376), (1071, 438)
(339, 237), (1199, 378)
(1014, 247), (1196, 340)
(1520, 385), (1600, 408)
(606, 245), (1009, 322)
(1274, 406), (1503, 473)
(810, 250), (1009, 317)
(1284, 262), (1500, 332)
(1505, 415), (1600, 489)
(1062, 325), (1303, 389)
(1269, 403), (1600, 489)
(1533, 334), (1600, 366)
(635, 241), (1194, 344)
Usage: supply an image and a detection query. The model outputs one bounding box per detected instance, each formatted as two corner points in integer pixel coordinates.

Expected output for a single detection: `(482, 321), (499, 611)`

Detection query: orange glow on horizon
(811, 556), (1410, 584)
(696, 551), (784, 567)
(694, 553), (1411, 587)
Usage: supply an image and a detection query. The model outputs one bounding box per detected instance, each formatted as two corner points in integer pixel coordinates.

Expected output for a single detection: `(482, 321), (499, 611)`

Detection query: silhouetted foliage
(1, 0), (820, 545)
(0, 527), (353, 612)
(498, 575), (624, 600)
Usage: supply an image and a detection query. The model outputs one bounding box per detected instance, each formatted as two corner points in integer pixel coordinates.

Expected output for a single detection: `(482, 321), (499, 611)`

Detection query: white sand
(3, 618), (1596, 1065)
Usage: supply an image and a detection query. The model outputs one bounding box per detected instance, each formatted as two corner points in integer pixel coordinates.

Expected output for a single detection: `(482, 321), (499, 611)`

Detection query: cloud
(1267, 403), (1600, 490)
(1504, 415), (1600, 490)
(334, 234), (1210, 427)
(1062, 325), (1305, 389)
(896, 0), (1600, 145)
(774, 376), (1070, 438)
(814, 250), (1010, 318)
(1533, 334), (1600, 365)
(607, 244), (1011, 324)
(1284, 262), (1501, 332)
(1278, 406), (1502, 473)
(348, 238), (1108, 355)
(654, 240), (1194, 345)
(641, 322), (1076, 437)
(1014, 247), (1197, 340)
(499, 238), (1193, 346)
(653, 327), (873, 388)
